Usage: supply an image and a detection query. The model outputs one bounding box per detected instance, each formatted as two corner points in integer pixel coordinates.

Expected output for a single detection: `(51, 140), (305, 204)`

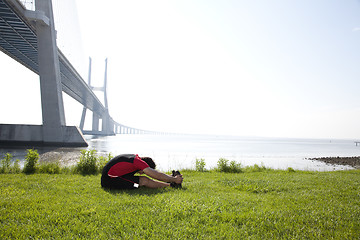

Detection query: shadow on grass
(103, 186), (187, 196)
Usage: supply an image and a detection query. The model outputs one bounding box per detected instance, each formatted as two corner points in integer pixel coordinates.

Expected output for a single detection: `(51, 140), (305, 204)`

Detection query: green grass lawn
(1, 170), (360, 239)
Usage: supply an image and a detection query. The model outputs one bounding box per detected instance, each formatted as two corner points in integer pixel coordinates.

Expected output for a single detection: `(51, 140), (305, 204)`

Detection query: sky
(1, 0), (360, 139)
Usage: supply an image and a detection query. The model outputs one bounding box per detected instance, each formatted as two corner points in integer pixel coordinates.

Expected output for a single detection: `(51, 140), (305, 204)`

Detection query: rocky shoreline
(308, 156), (360, 169)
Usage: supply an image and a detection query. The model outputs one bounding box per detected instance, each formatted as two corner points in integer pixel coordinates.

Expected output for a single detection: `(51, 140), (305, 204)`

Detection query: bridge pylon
(80, 58), (115, 136)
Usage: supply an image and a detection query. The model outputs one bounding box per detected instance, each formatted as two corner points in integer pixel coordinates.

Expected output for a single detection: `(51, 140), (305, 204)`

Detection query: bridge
(0, 0), (158, 147)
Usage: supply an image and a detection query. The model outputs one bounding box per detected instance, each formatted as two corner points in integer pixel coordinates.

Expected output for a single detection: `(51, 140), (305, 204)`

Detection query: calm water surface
(1, 134), (359, 171)
(85, 134), (358, 171)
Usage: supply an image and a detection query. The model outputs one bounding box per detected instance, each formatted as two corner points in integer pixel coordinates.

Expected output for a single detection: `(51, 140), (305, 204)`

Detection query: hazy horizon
(1, 0), (360, 140)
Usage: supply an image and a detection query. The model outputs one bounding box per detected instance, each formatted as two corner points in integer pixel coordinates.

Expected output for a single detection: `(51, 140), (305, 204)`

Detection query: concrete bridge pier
(92, 113), (100, 132)
(37, 0), (64, 142)
(36, 0), (86, 146)
(101, 114), (113, 135)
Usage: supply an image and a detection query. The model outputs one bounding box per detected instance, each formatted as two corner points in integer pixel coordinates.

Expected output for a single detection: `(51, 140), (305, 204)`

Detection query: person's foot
(171, 170), (182, 188)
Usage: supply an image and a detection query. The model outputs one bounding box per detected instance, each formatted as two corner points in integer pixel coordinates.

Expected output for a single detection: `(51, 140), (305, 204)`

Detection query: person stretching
(101, 154), (183, 190)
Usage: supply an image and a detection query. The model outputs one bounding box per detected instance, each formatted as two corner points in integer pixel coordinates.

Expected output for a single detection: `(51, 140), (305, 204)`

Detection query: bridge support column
(92, 113), (100, 133)
(102, 114), (110, 135)
(36, 0), (65, 141)
(79, 107), (86, 131)
(80, 58), (115, 136)
(100, 58), (114, 135)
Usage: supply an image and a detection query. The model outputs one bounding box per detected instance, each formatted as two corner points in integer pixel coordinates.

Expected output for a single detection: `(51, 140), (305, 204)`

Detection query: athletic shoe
(171, 170), (182, 188)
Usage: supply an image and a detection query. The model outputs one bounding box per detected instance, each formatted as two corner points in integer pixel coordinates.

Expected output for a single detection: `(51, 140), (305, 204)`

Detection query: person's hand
(174, 174), (183, 184)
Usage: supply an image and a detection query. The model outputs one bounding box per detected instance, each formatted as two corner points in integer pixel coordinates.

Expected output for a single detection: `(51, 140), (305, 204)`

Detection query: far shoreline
(308, 156), (360, 169)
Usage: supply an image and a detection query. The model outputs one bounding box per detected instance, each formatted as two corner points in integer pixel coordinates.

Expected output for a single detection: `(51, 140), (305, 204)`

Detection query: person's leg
(102, 173), (139, 190)
(139, 176), (170, 188)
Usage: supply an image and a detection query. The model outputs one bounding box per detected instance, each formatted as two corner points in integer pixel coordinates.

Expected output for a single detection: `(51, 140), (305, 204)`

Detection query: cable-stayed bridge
(0, 0), (157, 147)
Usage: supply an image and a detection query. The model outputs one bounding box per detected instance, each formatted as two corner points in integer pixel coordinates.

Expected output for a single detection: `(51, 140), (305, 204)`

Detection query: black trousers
(101, 171), (140, 190)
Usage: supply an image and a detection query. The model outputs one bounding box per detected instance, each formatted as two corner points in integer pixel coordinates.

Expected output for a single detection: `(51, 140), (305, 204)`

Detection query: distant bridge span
(0, 0), (157, 147)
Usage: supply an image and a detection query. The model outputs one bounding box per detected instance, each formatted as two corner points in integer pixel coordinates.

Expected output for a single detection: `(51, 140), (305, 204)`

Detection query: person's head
(141, 157), (156, 169)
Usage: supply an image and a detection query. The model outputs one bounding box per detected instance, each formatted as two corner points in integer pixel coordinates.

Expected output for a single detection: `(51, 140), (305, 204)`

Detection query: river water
(1, 134), (359, 171)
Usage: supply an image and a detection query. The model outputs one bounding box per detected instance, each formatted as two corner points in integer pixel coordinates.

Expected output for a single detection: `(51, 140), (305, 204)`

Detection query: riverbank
(1, 170), (359, 239)
(38, 148), (82, 166)
(36, 148), (109, 166)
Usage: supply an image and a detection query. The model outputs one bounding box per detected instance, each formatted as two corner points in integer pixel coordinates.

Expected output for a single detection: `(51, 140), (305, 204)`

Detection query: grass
(1, 170), (360, 239)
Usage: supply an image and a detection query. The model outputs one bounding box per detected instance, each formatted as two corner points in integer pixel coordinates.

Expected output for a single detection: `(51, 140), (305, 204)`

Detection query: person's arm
(142, 167), (183, 184)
